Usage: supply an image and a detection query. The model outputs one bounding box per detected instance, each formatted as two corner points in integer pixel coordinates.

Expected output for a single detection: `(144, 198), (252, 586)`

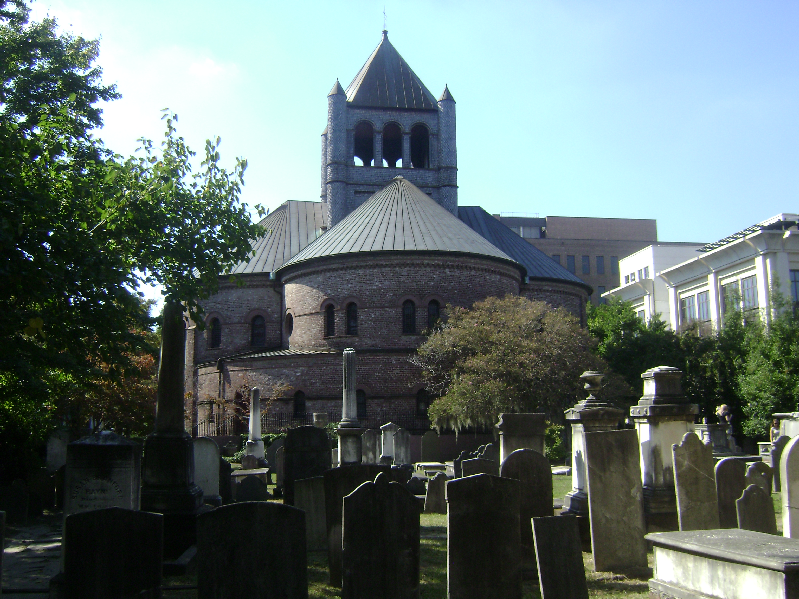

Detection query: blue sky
(31, 1), (798, 254)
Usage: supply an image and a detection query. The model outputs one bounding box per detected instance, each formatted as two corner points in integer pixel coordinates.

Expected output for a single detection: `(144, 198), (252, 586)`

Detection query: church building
(185, 31), (591, 436)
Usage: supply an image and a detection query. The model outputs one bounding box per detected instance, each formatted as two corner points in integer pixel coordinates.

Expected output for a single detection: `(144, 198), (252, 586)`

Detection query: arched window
(356, 389), (367, 419)
(427, 300), (440, 331)
(346, 303), (358, 335)
(293, 390), (306, 417)
(353, 121), (374, 167)
(209, 317), (221, 348)
(416, 389), (430, 418)
(410, 124), (429, 168)
(285, 313), (293, 338)
(402, 300), (416, 335)
(325, 304), (335, 337)
(251, 315), (266, 347)
(382, 123), (402, 168)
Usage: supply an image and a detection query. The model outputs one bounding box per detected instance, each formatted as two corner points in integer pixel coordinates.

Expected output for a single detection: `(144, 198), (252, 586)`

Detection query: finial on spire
(383, 6), (387, 31)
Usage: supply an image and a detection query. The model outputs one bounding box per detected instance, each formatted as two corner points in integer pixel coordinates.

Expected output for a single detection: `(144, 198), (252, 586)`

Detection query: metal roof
(229, 201), (327, 275)
(345, 31), (439, 111)
(698, 213), (799, 252)
(277, 177), (519, 273)
(458, 206), (593, 291)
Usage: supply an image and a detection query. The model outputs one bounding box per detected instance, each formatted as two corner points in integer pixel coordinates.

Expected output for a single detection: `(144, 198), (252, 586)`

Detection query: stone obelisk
(245, 387), (265, 460)
(338, 348), (363, 465)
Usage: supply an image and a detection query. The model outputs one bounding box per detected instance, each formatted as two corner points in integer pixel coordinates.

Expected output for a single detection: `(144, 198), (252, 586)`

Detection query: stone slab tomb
(342, 472), (421, 599)
(647, 528), (799, 599)
(197, 501), (307, 599)
(780, 435), (799, 537)
(746, 461), (773, 495)
(62, 507), (162, 599)
(283, 426), (329, 505)
(737, 483), (778, 535)
(294, 476), (326, 551)
(361, 429), (379, 465)
(424, 472), (447, 514)
(420, 431), (440, 462)
(673, 432), (719, 531)
(532, 515), (588, 599)
(193, 437), (221, 506)
(447, 474), (521, 599)
(500, 448), (553, 577)
(460, 457), (497, 477)
(584, 429), (648, 572)
(715, 457), (746, 529)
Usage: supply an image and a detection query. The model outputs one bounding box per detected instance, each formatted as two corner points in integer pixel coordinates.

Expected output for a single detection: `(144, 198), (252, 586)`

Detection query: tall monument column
(245, 387), (265, 460)
(338, 348), (363, 465)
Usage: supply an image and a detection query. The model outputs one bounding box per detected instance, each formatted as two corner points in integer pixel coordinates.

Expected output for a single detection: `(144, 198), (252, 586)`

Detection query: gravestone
(0, 480), (29, 524)
(361, 430), (378, 464)
(342, 472), (421, 599)
(219, 458), (233, 504)
(746, 461), (773, 495)
(447, 474), (521, 599)
(406, 475), (426, 496)
(193, 437), (221, 506)
(532, 516), (588, 599)
(393, 427), (411, 466)
(63, 507), (162, 599)
(453, 451), (469, 478)
(496, 413), (546, 463)
(241, 454), (259, 470)
(424, 472), (447, 514)
(420, 431), (440, 462)
(737, 483), (778, 535)
(283, 425), (330, 505)
(294, 476), (326, 551)
(331, 448), (339, 468)
(772, 435), (790, 493)
(380, 422), (399, 463)
(237, 475), (270, 502)
(46, 429), (70, 473)
(64, 431), (141, 519)
(781, 435), (799, 537)
(500, 449), (553, 577)
(245, 387), (265, 459)
(584, 429), (648, 572)
(266, 437), (284, 469)
(673, 432), (719, 531)
(715, 457), (746, 529)
(338, 348), (363, 466)
(197, 502), (307, 599)
(324, 465), (390, 587)
(461, 457), (497, 477)
(478, 442), (499, 463)
(313, 413), (329, 428)
(275, 445), (285, 490)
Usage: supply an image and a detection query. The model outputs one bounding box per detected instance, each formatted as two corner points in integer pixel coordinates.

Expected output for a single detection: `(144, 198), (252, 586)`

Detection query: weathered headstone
(746, 461), (773, 495)
(63, 507), (162, 599)
(420, 431), (440, 463)
(197, 502), (307, 599)
(478, 442), (499, 463)
(406, 475), (426, 496)
(313, 413), (329, 428)
(275, 445), (285, 490)
(453, 450), (469, 478)
(447, 474), (521, 599)
(781, 435), (799, 537)
(237, 475), (270, 502)
(496, 413), (546, 463)
(241, 453), (259, 470)
(673, 432), (720, 531)
(266, 437), (284, 469)
(294, 476), (326, 551)
(737, 483), (778, 535)
(193, 437), (221, 506)
(361, 429), (378, 464)
(584, 429), (648, 572)
(283, 425), (330, 505)
(424, 472), (447, 514)
(500, 449), (552, 576)
(324, 465), (390, 587)
(461, 457), (497, 477)
(245, 387), (265, 459)
(715, 457), (746, 529)
(773, 435), (791, 493)
(532, 516), (588, 599)
(342, 472), (421, 599)
(393, 427), (411, 466)
(380, 422), (399, 463)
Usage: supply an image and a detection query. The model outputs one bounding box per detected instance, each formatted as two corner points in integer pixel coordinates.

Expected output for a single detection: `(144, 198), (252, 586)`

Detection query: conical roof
(277, 177), (520, 274)
(345, 31), (438, 110)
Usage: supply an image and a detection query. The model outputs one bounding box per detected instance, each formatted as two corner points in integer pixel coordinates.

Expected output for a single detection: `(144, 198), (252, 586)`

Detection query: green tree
(412, 295), (611, 431)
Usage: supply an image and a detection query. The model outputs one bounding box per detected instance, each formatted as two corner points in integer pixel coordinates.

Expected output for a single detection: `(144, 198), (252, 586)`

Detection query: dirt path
(2, 512), (62, 598)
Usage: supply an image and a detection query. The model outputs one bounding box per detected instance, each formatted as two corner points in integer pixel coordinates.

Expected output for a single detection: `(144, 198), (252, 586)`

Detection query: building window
(382, 123), (402, 167)
(402, 300), (416, 335)
(353, 121), (374, 166)
(721, 281), (740, 315)
(637, 310), (646, 320)
(637, 269), (643, 281)
(325, 304), (335, 337)
(630, 272), (636, 282)
(551, 254), (561, 265)
(251, 315), (266, 347)
(427, 300), (440, 330)
(680, 295), (697, 324)
(611, 256), (619, 275)
(644, 266), (650, 279)
(356, 389), (367, 419)
(346, 303), (358, 335)
(582, 255), (590, 275)
(741, 275), (758, 310)
(624, 275), (629, 284)
(208, 317), (221, 348)
(597, 285), (606, 305)
(566, 255), (576, 274)
(410, 124), (430, 168)
(791, 271), (799, 304)
(416, 389), (430, 418)
(293, 391), (306, 417)
(596, 256), (605, 275)
(697, 291), (710, 321)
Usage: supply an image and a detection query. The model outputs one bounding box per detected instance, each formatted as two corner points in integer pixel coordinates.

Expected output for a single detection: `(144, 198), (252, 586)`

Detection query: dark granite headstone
(197, 502), (307, 599)
(420, 431), (440, 462)
(500, 448), (552, 577)
(295, 476), (326, 551)
(63, 507), (162, 599)
(715, 457), (746, 529)
(237, 474), (270, 502)
(461, 457), (497, 477)
(532, 516), (588, 599)
(673, 432), (719, 531)
(342, 472), (421, 599)
(324, 464), (390, 586)
(737, 483), (778, 535)
(447, 474), (521, 599)
(772, 435), (790, 493)
(746, 461), (773, 495)
(424, 472), (447, 514)
(284, 426), (330, 505)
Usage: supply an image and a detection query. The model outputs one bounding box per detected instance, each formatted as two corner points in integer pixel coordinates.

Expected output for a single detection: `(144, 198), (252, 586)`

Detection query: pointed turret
(438, 85), (455, 102)
(328, 79), (346, 97)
